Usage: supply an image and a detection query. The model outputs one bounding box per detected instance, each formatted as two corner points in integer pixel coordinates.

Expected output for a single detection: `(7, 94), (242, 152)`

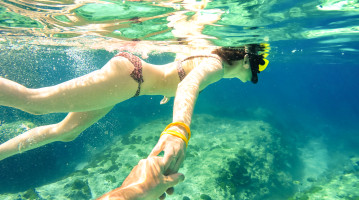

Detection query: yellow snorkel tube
(259, 43), (270, 71)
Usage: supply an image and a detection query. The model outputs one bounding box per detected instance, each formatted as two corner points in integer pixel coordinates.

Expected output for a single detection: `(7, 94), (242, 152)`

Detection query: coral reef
(0, 114), (295, 199)
(64, 179), (92, 199)
(289, 156), (359, 200)
(21, 188), (41, 200)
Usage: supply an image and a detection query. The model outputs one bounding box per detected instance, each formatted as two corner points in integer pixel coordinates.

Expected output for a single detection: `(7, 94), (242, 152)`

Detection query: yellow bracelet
(160, 130), (189, 147)
(164, 122), (191, 140)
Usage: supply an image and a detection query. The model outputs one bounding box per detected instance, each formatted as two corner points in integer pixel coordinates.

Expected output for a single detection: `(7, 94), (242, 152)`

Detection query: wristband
(160, 130), (189, 147)
(163, 122), (191, 140)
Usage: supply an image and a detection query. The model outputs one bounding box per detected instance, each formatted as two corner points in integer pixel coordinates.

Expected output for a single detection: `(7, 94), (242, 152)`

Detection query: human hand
(149, 121), (190, 200)
(98, 156), (184, 200)
(149, 133), (186, 175)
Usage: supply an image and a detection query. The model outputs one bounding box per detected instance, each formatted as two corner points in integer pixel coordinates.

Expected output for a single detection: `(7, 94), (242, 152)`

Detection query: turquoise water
(1, 0), (359, 199)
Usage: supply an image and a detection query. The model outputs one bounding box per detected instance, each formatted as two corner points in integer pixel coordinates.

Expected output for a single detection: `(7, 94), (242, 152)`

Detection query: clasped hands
(98, 133), (187, 200)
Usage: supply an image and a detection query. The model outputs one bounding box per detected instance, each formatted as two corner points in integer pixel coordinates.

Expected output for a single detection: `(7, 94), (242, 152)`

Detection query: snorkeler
(0, 0), (269, 170)
(0, 44), (268, 198)
(0, 44), (269, 164)
(0, 2), (269, 198)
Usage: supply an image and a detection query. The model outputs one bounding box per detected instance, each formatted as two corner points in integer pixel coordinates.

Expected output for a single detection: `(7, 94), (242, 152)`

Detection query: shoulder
(182, 55), (223, 83)
(194, 54), (223, 73)
(205, 55), (223, 68)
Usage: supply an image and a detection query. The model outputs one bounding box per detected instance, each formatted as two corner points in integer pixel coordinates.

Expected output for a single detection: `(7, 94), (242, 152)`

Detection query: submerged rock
(200, 194), (212, 200)
(289, 156), (359, 200)
(22, 188), (41, 200)
(64, 179), (92, 200)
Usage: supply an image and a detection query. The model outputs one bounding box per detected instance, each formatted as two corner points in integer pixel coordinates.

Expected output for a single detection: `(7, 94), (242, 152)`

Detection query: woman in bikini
(0, 44), (268, 160)
(0, 43), (268, 199)
(0, 2), (269, 198)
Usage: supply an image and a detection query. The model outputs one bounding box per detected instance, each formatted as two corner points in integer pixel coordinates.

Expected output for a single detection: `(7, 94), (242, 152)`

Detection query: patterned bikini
(114, 52), (144, 97)
(114, 52), (221, 97)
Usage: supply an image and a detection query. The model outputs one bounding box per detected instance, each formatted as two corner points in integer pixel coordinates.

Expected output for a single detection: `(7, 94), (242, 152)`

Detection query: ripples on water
(0, 0), (358, 52)
(0, 1), (359, 198)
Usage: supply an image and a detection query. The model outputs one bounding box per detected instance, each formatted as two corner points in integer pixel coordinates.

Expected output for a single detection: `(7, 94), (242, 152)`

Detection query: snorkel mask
(246, 43), (270, 84)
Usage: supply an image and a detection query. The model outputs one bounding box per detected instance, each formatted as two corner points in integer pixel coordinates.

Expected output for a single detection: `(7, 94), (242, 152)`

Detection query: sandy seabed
(0, 114), (358, 200)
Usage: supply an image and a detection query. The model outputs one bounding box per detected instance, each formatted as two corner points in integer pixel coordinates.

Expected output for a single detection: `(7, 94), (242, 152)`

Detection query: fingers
(163, 146), (176, 173)
(172, 155), (184, 173)
(159, 193), (166, 200)
(166, 187), (174, 195)
(165, 173), (185, 188)
(164, 147), (186, 175)
(149, 140), (164, 157)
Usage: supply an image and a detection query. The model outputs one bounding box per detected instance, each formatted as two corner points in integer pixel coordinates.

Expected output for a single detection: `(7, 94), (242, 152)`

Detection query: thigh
(29, 57), (138, 113)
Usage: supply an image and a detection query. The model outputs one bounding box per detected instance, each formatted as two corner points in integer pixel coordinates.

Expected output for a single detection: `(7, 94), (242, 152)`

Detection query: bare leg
(0, 57), (138, 114)
(0, 106), (113, 161)
(0, 77), (30, 111)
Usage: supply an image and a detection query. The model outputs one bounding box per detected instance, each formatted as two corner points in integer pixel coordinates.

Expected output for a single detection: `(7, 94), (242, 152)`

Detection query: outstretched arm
(150, 58), (223, 174)
(0, 106), (113, 161)
(172, 59), (223, 125)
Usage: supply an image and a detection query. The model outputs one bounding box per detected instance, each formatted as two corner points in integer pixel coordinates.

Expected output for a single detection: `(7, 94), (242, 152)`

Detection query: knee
(60, 136), (76, 142)
(60, 134), (78, 142)
(22, 89), (50, 115)
(54, 115), (91, 142)
(54, 124), (83, 142)
(26, 109), (49, 115)
(59, 131), (81, 142)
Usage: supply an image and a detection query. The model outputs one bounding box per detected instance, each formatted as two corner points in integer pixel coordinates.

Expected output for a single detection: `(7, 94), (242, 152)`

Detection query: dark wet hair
(212, 44), (266, 84)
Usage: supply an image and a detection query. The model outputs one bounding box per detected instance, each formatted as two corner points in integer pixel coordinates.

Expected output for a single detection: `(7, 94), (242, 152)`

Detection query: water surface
(1, 0), (359, 199)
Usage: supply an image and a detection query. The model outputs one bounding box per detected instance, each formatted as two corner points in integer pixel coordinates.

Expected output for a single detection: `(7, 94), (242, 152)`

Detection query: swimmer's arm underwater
(172, 58), (223, 129)
(149, 58), (223, 174)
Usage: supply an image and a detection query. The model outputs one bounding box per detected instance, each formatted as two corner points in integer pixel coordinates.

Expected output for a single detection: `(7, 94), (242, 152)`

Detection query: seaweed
(102, 164), (119, 174)
(345, 196), (359, 200)
(215, 145), (294, 199)
(105, 175), (117, 183)
(64, 179), (92, 200)
(216, 149), (253, 194)
(136, 149), (148, 158)
(200, 194), (212, 200)
(22, 188), (41, 200)
(307, 186), (322, 194)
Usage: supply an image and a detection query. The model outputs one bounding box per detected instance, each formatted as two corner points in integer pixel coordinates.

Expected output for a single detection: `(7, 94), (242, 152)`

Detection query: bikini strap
(176, 61), (187, 81)
(177, 55), (222, 81)
(180, 54), (222, 63)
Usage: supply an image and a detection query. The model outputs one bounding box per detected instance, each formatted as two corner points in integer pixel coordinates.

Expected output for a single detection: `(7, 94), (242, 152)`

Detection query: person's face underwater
(223, 54), (252, 82)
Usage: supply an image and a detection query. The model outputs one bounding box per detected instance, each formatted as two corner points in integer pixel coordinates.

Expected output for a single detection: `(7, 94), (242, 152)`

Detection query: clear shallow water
(1, 0), (359, 48)
(1, 0), (359, 199)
